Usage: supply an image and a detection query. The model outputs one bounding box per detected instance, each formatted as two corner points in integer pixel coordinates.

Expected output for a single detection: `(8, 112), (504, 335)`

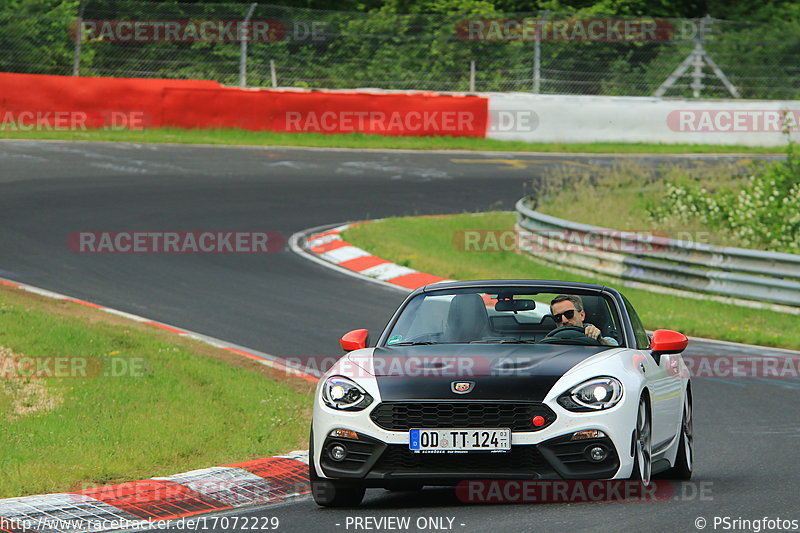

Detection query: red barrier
(0, 72), (488, 137)
(0, 72), (218, 129)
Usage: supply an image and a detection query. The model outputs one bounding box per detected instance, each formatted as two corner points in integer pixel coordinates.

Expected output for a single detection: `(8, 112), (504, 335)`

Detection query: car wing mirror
(650, 329), (688, 362)
(340, 329), (369, 352)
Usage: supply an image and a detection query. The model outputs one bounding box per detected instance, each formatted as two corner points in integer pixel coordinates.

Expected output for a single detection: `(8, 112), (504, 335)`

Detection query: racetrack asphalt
(0, 140), (797, 532)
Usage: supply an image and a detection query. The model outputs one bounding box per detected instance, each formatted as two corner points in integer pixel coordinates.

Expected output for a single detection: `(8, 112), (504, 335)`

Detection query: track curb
(288, 222), (451, 293)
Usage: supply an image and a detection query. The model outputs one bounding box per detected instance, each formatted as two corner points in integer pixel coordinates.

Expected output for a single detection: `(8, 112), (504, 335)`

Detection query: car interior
(387, 289), (622, 346)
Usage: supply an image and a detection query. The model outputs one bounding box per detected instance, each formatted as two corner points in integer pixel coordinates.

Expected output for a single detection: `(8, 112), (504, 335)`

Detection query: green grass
(0, 127), (787, 154)
(342, 213), (800, 350)
(0, 286), (313, 498)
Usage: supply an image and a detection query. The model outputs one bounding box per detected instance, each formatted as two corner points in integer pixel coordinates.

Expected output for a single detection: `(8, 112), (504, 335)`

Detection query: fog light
(532, 416), (546, 427)
(329, 444), (347, 462)
(588, 446), (607, 462)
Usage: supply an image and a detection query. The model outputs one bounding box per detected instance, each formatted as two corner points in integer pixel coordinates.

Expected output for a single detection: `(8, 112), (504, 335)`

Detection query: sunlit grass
(0, 287), (313, 498)
(0, 128), (785, 154)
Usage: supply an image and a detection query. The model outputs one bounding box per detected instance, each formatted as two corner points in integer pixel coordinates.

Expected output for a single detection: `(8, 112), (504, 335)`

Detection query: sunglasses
(552, 309), (578, 322)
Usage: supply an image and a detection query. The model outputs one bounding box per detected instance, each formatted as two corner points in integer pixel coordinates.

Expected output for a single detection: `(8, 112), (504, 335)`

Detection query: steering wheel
(539, 325), (602, 346)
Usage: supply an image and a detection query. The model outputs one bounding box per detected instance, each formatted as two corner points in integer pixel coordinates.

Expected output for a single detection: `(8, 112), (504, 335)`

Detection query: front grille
(374, 445), (549, 473)
(370, 402), (556, 431)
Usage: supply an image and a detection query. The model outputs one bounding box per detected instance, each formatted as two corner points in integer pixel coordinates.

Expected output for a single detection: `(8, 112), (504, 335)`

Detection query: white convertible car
(310, 280), (693, 506)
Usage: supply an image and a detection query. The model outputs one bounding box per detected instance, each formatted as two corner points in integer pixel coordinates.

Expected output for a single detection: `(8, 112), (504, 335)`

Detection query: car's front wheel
(309, 430), (366, 507)
(629, 396), (652, 487)
(311, 478), (366, 507)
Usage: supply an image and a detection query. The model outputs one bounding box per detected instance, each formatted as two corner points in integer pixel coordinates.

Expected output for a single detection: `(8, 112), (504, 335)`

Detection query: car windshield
(384, 286), (622, 346)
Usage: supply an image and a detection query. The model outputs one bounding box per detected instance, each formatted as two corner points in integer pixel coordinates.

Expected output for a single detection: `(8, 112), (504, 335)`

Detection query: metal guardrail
(515, 198), (800, 307)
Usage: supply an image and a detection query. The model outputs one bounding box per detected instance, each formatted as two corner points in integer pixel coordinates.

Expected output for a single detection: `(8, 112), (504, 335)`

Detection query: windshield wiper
(388, 341), (437, 346)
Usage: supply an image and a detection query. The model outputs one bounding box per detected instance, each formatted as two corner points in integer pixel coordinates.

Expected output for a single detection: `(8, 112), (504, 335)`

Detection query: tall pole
(533, 11), (549, 93)
(72, 0), (86, 76)
(469, 60), (476, 92)
(239, 3), (257, 88)
(691, 15), (711, 98)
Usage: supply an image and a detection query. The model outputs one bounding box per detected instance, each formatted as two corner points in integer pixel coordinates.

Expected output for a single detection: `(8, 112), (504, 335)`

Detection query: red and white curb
(290, 223), (452, 292)
(0, 452), (309, 533)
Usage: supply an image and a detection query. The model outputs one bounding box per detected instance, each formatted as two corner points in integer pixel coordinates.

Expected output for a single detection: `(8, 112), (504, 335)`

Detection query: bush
(648, 136), (800, 253)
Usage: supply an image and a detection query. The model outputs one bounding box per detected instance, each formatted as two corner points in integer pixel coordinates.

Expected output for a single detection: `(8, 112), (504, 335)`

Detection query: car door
(623, 296), (680, 449)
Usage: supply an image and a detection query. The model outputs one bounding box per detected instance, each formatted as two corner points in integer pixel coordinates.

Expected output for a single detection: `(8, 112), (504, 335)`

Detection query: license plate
(409, 428), (511, 452)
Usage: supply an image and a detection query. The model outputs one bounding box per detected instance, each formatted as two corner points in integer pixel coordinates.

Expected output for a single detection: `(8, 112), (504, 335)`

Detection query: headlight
(558, 377), (623, 412)
(321, 376), (373, 411)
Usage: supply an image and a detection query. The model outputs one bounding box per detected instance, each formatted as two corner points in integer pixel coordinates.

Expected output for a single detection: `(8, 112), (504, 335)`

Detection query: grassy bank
(528, 160), (794, 252)
(0, 284), (313, 498)
(342, 213), (800, 350)
(0, 128), (787, 154)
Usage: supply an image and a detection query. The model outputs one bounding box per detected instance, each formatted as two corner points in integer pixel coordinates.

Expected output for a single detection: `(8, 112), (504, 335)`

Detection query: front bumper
(317, 431), (620, 486)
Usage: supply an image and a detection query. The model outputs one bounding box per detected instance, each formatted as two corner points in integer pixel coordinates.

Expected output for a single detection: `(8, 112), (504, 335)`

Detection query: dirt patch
(1, 346), (64, 419)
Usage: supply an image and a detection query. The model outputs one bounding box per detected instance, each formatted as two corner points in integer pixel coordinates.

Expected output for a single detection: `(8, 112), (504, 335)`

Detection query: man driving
(550, 295), (618, 346)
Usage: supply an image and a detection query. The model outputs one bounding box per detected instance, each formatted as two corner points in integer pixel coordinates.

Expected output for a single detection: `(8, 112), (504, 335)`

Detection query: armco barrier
(0, 72), (488, 136)
(515, 198), (800, 307)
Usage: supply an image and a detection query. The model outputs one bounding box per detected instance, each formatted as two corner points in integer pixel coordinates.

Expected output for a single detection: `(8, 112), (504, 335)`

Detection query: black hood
(363, 344), (613, 402)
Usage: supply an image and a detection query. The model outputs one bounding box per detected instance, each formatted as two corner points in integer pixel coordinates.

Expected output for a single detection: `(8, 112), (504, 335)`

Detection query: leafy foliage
(1, 0), (798, 97)
(648, 132), (800, 252)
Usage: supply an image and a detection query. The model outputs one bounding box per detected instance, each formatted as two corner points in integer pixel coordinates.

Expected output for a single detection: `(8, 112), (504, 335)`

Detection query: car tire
(309, 430), (366, 507)
(629, 396), (652, 487)
(311, 479), (366, 507)
(661, 389), (693, 480)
